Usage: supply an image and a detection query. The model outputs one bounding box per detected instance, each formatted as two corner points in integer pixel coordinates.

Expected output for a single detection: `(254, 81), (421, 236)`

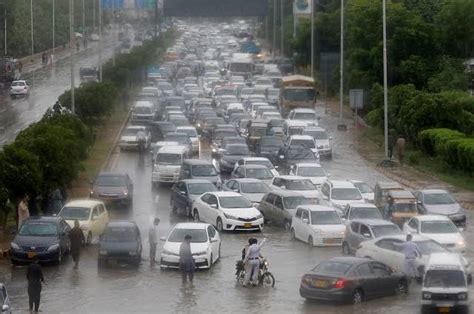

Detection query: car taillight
(334, 278), (347, 289)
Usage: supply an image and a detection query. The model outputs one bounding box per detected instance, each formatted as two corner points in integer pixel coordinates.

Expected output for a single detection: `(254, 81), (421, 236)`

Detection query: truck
(279, 75), (317, 117)
(227, 53), (254, 79)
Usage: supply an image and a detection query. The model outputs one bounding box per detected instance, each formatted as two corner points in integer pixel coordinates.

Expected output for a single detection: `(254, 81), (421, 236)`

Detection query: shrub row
(418, 128), (466, 156)
(439, 138), (474, 176)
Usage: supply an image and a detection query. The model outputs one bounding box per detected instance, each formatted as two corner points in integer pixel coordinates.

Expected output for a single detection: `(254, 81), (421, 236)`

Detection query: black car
(151, 121), (176, 142)
(300, 257), (408, 304)
(10, 216), (71, 265)
(256, 136), (284, 160)
(216, 143), (251, 173)
(276, 146), (318, 174)
(170, 179), (218, 217)
(90, 172), (134, 207)
(98, 221), (142, 267)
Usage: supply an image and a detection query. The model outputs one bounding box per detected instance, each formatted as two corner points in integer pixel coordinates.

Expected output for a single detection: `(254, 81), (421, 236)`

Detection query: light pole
(112, 0), (115, 66)
(52, 0), (55, 58)
(310, 0), (314, 78)
(338, 0), (345, 129)
(30, 0), (34, 56)
(70, 0), (75, 114)
(98, 0), (102, 81)
(382, 0), (389, 158)
(4, 8), (6, 55)
(93, 0), (96, 31)
(280, 0), (284, 56)
(82, 0), (85, 38)
(272, 0), (276, 58)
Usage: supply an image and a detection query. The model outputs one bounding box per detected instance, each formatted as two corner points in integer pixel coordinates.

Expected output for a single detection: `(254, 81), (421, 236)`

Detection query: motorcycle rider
(236, 238), (255, 276)
(243, 237), (266, 287)
(136, 129), (147, 153)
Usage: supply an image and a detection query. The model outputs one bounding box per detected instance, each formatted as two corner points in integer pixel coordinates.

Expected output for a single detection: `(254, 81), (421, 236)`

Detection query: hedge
(418, 128), (466, 156)
(439, 138), (474, 176)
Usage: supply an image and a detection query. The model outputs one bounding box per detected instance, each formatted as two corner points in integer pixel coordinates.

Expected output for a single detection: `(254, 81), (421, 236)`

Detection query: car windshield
(290, 139), (315, 149)
(305, 130), (328, 140)
(420, 221), (458, 234)
(177, 129), (198, 137)
(225, 146), (249, 155)
(349, 208), (383, 220)
(165, 134), (188, 143)
(219, 196), (252, 208)
(288, 127), (304, 136)
(246, 168), (273, 179)
(223, 138), (246, 145)
(241, 182), (270, 194)
(283, 89), (315, 101)
(12, 81), (25, 86)
(414, 240), (447, 255)
(249, 127), (267, 137)
(19, 223), (58, 236)
(313, 261), (352, 275)
(247, 160), (274, 169)
(167, 228), (207, 243)
(297, 166), (325, 177)
(95, 175), (127, 187)
(192, 165), (217, 176)
(188, 183), (217, 195)
(59, 207), (91, 221)
(287, 149), (315, 160)
(331, 188), (363, 200)
(353, 182), (373, 193)
(293, 112), (317, 120)
(229, 63), (252, 73)
(311, 211), (341, 225)
(286, 180), (316, 191)
(157, 153), (181, 165)
(392, 202), (418, 213)
(103, 227), (136, 242)
(261, 137), (283, 147)
(283, 196), (311, 209)
(424, 270), (466, 288)
(134, 106), (152, 114)
(256, 79), (272, 85)
(123, 128), (140, 136)
(371, 225), (401, 237)
(215, 130), (237, 139)
(424, 193), (456, 205)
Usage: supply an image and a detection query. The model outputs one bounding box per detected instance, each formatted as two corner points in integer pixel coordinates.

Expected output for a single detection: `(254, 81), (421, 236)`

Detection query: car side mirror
(2, 304), (10, 312)
(180, 190), (186, 195)
(279, 155), (284, 160)
(302, 218), (309, 224)
(160, 236), (166, 241)
(210, 238), (218, 243)
(210, 203), (218, 209)
(363, 233), (371, 238)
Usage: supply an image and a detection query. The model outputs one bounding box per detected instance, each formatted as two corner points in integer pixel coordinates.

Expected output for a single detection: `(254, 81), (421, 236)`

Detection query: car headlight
(162, 249), (179, 256)
(458, 292), (468, 300)
(10, 242), (20, 250)
(47, 244), (60, 251)
(192, 251), (207, 256)
(224, 212), (238, 220)
(457, 240), (466, 247)
(129, 251), (137, 256)
(99, 250), (108, 255)
(90, 190), (94, 196)
(422, 292), (431, 300)
(255, 213), (263, 219)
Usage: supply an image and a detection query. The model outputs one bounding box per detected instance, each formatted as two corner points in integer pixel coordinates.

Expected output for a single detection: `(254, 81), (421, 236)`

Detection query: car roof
(296, 205), (337, 212)
(284, 120), (308, 126)
(317, 256), (370, 267)
(239, 164), (269, 169)
(106, 220), (137, 228)
(289, 135), (314, 140)
(183, 159), (213, 165)
(304, 126), (326, 132)
(375, 234), (430, 242)
(350, 219), (397, 226)
(24, 216), (62, 223)
(266, 189), (305, 197)
(97, 171), (127, 177)
(419, 189), (450, 194)
(208, 191), (241, 197)
(348, 203), (378, 209)
(388, 190), (415, 198)
(62, 199), (105, 208)
(375, 181), (403, 189)
(174, 222), (210, 230)
(275, 175), (307, 180)
(427, 253), (463, 268)
(328, 180), (357, 188)
(415, 215), (451, 222)
(229, 178), (266, 183)
(291, 108), (316, 113)
(125, 125), (147, 130)
(157, 145), (188, 154)
(181, 179), (215, 184)
(241, 157), (271, 162)
(295, 162), (323, 168)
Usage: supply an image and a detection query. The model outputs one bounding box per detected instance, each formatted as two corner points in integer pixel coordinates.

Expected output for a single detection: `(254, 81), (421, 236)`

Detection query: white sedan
(160, 223), (221, 269)
(192, 191), (264, 232)
(403, 215), (466, 254)
(355, 235), (471, 276)
(10, 80), (30, 98)
(58, 199), (109, 244)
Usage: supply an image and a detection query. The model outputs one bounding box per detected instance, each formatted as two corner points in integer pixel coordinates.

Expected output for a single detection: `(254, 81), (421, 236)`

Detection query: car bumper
(318, 148), (332, 157)
(152, 172), (179, 183)
(224, 218), (264, 231)
(314, 236), (344, 247)
(10, 90), (27, 96)
(99, 253), (138, 263)
(421, 300), (468, 307)
(94, 194), (131, 205)
(10, 249), (60, 263)
(119, 142), (139, 149)
(299, 285), (350, 303)
(160, 254), (210, 269)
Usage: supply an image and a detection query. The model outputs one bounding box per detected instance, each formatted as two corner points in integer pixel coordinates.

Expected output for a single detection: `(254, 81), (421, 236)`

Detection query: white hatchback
(290, 205), (346, 247)
(58, 200), (109, 244)
(160, 223), (221, 269)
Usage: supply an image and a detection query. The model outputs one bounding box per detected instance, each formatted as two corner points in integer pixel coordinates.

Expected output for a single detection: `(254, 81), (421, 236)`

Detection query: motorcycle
(235, 258), (275, 287)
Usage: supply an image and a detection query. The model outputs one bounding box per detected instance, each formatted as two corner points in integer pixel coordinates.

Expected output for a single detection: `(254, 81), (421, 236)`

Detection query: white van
(131, 100), (155, 124)
(152, 145), (188, 185)
(421, 253), (471, 313)
(282, 120), (308, 141)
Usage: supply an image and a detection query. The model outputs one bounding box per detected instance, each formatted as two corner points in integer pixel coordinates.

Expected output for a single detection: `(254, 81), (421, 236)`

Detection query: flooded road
(0, 106), (472, 313)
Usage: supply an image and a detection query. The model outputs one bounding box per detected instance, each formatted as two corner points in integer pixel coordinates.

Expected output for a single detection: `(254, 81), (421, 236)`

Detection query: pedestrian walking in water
(148, 218), (160, 264)
(179, 235), (195, 283)
(396, 136), (406, 164)
(393, 234), (420, 281)
(17, 195), (30, 230)
(69, 220), (85, 269)
(27, 256), (44, 313)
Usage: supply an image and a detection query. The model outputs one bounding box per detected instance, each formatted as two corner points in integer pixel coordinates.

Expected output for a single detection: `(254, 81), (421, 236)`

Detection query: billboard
(163, 0), (268, 17)
(102, 0), (124, 9)
(293, 0), (312, 18)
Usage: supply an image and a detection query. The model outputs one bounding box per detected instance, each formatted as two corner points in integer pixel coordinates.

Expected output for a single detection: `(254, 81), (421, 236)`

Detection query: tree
(428, 57), (470, 92)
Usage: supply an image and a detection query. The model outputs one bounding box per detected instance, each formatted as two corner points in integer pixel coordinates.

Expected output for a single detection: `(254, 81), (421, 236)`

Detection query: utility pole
(30, 0), (34, 56)
(98, 0), (102, 81)
(70, 0), (75, 114)
(272, 0), (276, 58)
(4, 8), (6, 55)
(280, 0), (284, 56)
(82, 0), (85, 38)
(52, 0), (55, 56)
(338, 0), (345, 129)
(93, 0), (96, 31)
(112, 0), (115, 66)
(310, 0), (314, 78)
(382, 0), (389, 158)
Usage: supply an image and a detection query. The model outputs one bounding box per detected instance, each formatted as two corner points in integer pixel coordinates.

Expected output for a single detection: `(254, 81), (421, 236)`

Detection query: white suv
(319, 180), (365, 215)
(287, 108), (319, 126)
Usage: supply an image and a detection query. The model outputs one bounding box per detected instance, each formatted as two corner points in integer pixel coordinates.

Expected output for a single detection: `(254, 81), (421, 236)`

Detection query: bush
(407, 150), (422, 165)
(365, 108), (383, 129)
(418, 128), (466, 156)
(439, 138), (474, 176)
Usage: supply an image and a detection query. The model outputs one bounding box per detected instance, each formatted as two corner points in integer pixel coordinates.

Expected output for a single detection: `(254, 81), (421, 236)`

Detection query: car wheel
(396, 279), (408, 295)
(57, 248), (63, 264)
(185, 205), (192, 218)
(283, 220), (291, 231)
(170, 199), (177, 214)
(218, 244), (221, 262)
(308, 236), (314, 248)
(342, 242), (351, 255)
(209, 254), (213, 268)
(290, 228), (296, 241)
(193, 209), (200, 222)
(352, 289), (363, 304)
(216, 218), (224, 232)
(86, 232), (92, 245)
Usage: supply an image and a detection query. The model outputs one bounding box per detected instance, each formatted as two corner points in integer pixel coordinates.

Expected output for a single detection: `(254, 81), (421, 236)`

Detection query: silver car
(414, 189), (466, 226)
(258, 190), (311, 229)
(342, 219), (402, 255)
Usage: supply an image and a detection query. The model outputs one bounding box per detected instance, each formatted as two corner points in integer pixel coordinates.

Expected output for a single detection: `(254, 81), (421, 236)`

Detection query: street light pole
(30, 0), (34, 56)
(272, 0), (276, 58)
(98, 0), (102, 82)
(112, 0), (115, 66)
(52, 0), (55, 56)
(93, 0), (96, 31)
(70, 0), (75, 114)
(280, 0), (284, 56)
(4, 8), (6, 55)
(82, 0), (85, 38)
(338, 0), (344, 126)
(310, 0), (314, 78)
(382, 0), (389, 158)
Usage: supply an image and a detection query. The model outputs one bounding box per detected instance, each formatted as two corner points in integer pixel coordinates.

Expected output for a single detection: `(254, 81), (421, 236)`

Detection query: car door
(355, 262), (378, 299)
(175, 182), (188, 211)
(274, 195), (286, 225)
(198, 194), (212, 223)
(97, 204), (108, 234)
(346, 222), (361, 252)
(261, 193), (276, 221)
(369, 261), (397, 296)
(356, 223), (373, 249)
(297, 209), (310, 242)
(372, 239), (405, 272)
(207, 194), (220, 224)
(207, 225), (219, 259)
(320, 183), (330, 204)
(292, 208), (303, 240)
(90, 206), (100, 237)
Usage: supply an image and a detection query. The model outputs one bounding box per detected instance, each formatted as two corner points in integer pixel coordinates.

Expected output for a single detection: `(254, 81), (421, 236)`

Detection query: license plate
(313, 280), (327, 288)
(244, 223), (252, 228)
(438, 307), (451, 313)
(27, 252), (37, 259)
